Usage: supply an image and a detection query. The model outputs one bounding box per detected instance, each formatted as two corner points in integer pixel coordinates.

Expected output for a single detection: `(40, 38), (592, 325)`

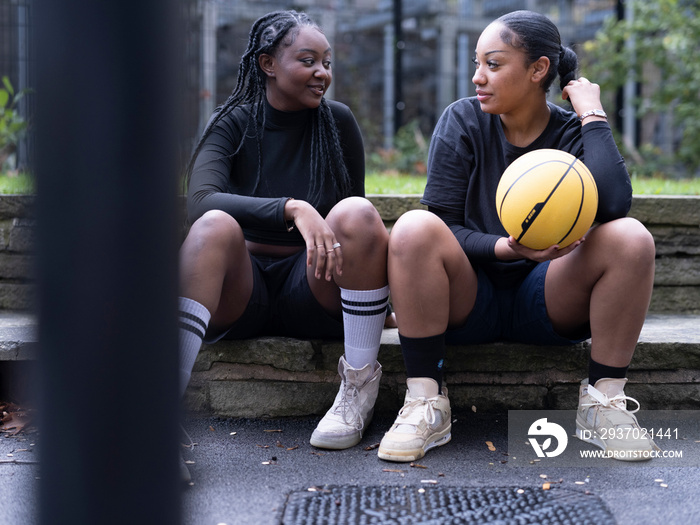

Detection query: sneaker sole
(309, 411), (373, 450)
(575, 421), (654, 462)
(377, 427), (451, 463)
(309, 430), (362, 450)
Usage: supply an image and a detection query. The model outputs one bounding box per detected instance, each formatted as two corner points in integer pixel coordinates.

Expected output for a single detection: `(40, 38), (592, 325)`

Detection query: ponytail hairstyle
(185, 10), (352, 204)
(496, 10), (578, 92)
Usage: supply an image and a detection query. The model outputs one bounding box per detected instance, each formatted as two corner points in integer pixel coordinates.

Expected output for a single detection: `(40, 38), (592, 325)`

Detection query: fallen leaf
(542, 483), (551, 490)
(485, 441), (496, 452)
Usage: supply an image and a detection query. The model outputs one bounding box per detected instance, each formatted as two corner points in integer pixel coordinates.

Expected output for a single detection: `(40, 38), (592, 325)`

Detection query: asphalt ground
(177, 410), (700, 525)
(2, 409), (699, 524)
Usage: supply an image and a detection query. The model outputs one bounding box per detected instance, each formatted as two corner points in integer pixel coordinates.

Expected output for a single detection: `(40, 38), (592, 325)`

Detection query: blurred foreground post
(34, 1), (183, 523)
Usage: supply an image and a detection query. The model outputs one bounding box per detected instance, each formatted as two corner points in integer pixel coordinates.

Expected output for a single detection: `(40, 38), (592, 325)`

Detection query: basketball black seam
(517, 158), (578, 243)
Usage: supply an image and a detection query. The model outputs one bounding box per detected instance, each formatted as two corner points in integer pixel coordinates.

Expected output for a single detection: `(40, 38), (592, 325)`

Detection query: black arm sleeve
(186, 115), (290, 229)
(581, 121), (633, 222)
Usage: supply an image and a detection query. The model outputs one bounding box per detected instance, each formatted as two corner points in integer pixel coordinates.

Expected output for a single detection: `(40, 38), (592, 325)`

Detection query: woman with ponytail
(178, 11), (390, 479)
(378, 10), (658, 463)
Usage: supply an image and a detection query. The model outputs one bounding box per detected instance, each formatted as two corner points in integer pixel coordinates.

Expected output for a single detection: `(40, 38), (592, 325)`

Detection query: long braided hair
(186, 10), (353, 206)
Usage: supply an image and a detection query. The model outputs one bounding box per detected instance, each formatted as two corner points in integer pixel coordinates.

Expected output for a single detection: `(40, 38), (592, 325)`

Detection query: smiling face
(259, 26), (332, 112)
(472, 22), (546, 115)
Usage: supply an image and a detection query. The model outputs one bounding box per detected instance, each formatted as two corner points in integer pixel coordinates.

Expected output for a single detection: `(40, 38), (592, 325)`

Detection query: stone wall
(368, 194), (700, 314)
(0, 194), (698, 313)
(0, 196), (34, 310)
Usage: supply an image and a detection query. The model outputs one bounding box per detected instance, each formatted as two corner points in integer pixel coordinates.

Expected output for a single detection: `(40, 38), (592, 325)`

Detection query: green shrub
(0, 76), (31, 170)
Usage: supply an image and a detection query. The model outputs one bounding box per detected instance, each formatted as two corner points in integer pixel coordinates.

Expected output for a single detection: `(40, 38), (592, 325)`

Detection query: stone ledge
(0, 311), (698, 414)
(185, 314), (700, 416)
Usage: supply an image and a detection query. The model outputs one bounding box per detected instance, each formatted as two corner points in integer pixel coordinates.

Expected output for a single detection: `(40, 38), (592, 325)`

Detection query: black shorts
(446, 261), (591, 346)
(204, 250), (343, 342)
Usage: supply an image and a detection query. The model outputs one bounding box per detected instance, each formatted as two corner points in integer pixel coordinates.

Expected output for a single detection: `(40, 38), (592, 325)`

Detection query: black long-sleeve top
(422, 97), (631, 287)
(187, 99), (365, 246)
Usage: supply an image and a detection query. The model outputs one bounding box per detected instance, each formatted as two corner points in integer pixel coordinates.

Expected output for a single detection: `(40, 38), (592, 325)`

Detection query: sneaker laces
(394, 397), (437, 432)
(582, 384), (641, 414)
(332, 382), (364, 430)
(180, 424), (196, 450)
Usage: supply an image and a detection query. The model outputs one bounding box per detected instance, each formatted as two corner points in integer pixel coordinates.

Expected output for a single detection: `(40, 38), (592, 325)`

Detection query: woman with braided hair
(177, 11), (389, 476)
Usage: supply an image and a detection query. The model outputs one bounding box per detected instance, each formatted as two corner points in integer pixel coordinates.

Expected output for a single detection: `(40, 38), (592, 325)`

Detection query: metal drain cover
(280, 485), (616, 524)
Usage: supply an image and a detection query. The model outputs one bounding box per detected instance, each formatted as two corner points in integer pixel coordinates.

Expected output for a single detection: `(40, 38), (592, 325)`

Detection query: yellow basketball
(495, 149), (598, 250)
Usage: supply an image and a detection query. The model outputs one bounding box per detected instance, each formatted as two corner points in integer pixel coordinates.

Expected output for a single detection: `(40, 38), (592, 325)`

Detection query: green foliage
(581, 0), (700, 175)
(0, 171), (34, 194)
(0, 76), (31, 169)
(366, 120), (429, 175)
(364, 171), (700, 195)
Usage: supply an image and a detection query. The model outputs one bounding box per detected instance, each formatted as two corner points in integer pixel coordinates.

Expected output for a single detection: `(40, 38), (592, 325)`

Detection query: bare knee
(596, 217), (654, 258)
(389, 210), (445, 260)
(327, 197), (388, 250)
(586, 218), (656, 276)
(183, 210), (247, 257)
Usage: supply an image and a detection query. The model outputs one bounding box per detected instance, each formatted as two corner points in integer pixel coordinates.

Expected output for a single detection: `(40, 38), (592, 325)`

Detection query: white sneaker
(377, 378), (451, 462)
(576, 378), (660, 461)
(310, 356), (382, 449)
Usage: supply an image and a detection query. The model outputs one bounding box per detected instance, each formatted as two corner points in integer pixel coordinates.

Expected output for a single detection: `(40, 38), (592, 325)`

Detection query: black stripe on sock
(341, 297), (389, 308)
(179, 311), (207, 332)
(341, 305), (388, 317)
(179, 321), (205, 339)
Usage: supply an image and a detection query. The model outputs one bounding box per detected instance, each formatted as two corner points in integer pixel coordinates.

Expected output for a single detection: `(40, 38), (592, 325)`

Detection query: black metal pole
(34, 1), (183, 524)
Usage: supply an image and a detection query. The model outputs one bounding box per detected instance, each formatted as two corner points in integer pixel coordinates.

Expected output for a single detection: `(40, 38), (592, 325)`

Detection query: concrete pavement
(2, 408), (699, 524)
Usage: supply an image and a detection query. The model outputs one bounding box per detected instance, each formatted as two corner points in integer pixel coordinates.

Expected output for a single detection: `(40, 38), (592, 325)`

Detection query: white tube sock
(178, 297), (211, 398)
(340, 285), (390, 370)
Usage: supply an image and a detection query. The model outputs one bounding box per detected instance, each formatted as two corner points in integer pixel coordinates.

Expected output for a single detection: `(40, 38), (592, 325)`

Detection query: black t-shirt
(187, 99), (365, 246)
(422, 97), (632, 287)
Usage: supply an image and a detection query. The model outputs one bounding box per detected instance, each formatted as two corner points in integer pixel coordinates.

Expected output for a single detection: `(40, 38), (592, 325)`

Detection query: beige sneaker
(576, 378), (660, 461)
(377, 378), (451, 462)
(310, 356), (382, 450)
